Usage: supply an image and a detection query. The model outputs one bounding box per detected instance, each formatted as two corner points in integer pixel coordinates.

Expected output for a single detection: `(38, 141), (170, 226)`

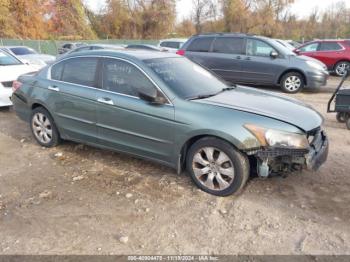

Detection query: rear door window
(213, 37), (244, 54)
(60, 57), (98, 87)
(319, 42), (343, 51)
(51, 62), (64, 80)
(187, 37), (214, 52)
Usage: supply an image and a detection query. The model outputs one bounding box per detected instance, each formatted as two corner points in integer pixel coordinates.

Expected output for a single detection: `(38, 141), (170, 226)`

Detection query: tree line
(0, 0), (349, 41)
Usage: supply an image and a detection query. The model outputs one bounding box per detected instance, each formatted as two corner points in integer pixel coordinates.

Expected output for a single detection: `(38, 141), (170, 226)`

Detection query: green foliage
(1, 0), (350, 41)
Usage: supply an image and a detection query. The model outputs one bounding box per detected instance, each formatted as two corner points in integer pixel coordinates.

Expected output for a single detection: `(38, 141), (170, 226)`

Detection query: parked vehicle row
(3, 34), (339, 196)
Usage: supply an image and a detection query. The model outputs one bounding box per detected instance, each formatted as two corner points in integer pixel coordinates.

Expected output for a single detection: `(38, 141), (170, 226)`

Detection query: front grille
(1, 81), (13, 88)
(256, 148), (309, 158)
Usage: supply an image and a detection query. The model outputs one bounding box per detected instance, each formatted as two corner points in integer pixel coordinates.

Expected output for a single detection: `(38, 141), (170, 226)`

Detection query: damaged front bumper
(247, 129), (329, 177)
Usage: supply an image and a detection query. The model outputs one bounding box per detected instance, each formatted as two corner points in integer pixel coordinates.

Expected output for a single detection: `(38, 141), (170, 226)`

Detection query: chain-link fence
(0, 39), (159, 55)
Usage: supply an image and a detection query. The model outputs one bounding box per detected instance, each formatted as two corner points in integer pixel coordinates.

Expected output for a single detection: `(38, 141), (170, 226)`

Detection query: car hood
(20, 54), (56, 63)
(195, 86), (323, 132)
(292, 54), (327, 68)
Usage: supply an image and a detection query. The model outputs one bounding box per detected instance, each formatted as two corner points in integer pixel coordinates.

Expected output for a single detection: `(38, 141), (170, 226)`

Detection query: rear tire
(30, 107), (60, 147)
(346, 118), (350, 130)
(334, 61), (350, 77)
(186, 137), (249, 197)
(336, 112), (348, 123)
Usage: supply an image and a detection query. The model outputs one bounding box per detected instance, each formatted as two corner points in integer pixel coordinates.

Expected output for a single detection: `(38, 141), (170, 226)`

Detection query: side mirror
(138, 89), (167, 105)
(270, 51), (279, 59)
(294, 49), (301, 55)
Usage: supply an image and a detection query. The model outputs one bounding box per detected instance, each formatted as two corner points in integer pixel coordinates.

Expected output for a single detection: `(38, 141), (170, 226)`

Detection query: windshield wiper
(188, 86), (236, 101)
(222, 86), (236, 92)
(188, 93), (217, 100)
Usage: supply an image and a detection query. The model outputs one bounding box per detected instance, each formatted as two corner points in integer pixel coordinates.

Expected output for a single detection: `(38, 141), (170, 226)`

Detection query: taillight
(176, 49), (185, 56)
(12, 80), (22, 92)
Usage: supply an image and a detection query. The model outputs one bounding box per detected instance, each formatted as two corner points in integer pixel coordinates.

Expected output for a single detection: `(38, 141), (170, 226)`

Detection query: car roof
(127, 44), (157, 48)
(159, 38), (188, 42)
(192, 32), (256, 37)
(311, 39), (349, 42)
(60, 49), (179, 61)
(3, 46), (33, 49)
(79, 44), (125, 48)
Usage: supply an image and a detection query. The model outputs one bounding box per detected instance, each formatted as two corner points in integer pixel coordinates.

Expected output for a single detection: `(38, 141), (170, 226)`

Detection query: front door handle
(48, 85), (59, 92)
(97, 97), (114, 105)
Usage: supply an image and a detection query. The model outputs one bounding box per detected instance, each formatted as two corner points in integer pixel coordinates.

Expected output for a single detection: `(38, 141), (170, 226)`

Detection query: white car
(158, 38), (188, 53)
(0, 50), (39, 107)
(1, 46), (56, 69)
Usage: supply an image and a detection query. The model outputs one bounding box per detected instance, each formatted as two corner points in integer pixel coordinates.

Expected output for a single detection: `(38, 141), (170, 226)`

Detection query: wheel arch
(333, 59), (350, 70)
(31, 102), (47, 110)
(30, 102), (60, 133)
(177, 133), (246, 174)
(277, 69), (307, 86)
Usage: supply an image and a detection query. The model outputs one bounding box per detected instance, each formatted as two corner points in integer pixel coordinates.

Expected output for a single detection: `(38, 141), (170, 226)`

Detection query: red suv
(295, 40), (350, 76)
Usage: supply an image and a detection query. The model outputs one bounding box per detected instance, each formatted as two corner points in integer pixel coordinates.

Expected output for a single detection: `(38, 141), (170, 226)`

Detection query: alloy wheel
(31, 112), (53, 144)
(335, 62), (349, 76)
(284, 75), (302, 92)
(192, 147), (235, 191)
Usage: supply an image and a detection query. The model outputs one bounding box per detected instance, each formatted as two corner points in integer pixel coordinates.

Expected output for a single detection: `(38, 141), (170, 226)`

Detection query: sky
(84, 0), (350, 20)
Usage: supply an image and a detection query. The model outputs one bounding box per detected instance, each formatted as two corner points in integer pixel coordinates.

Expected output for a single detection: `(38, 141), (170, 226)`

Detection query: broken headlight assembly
(244, 124), (309, 149)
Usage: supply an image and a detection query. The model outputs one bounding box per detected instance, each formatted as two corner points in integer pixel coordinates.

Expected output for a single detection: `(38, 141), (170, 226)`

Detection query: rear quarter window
(187, 37), (214, 52)
(51, 62), (64, 80)
(319, 42), (343, 51)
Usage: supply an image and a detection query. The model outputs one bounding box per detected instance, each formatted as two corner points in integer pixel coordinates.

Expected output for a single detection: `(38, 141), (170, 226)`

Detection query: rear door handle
(48, 85), (59, 92)
(97, 97), (114, 105)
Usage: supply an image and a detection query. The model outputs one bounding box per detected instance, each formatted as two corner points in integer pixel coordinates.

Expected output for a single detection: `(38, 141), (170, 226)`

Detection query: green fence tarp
(0, 39), (159, 55)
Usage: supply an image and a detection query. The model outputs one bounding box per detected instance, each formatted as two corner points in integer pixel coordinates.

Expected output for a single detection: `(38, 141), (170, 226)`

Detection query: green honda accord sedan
(12, 50), (329, 196)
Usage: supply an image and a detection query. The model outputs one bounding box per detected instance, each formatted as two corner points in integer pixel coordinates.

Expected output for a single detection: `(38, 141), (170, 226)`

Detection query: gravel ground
(0, 77), (349, 255)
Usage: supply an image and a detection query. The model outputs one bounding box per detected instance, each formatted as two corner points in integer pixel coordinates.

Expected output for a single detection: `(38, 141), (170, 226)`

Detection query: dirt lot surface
(0, 77), (349, 255)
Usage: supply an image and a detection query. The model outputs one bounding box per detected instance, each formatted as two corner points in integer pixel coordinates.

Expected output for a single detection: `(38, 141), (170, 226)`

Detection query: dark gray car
(178, 33), (329, 93)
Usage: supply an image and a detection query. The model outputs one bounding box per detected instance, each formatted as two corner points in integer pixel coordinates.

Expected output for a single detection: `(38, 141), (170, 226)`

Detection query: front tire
(186, 137), (250, 196)
(334, 61), (350, 77)
(30, 107), (60, 147)
(281, 72), (304, 93)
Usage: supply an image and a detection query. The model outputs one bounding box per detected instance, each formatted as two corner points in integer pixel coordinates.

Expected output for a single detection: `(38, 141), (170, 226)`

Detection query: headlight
(244, 124), (309, 149)
(306, 60), (325, 71)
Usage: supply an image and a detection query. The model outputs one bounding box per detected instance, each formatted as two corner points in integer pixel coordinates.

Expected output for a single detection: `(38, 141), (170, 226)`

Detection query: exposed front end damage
(246, 129), (329, 177)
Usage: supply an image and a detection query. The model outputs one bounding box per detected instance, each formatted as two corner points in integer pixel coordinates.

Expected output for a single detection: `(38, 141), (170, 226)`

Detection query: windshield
(144, 57), (227, 99)
(0, 50), (22, 65)
(10, 47), (37, 55)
